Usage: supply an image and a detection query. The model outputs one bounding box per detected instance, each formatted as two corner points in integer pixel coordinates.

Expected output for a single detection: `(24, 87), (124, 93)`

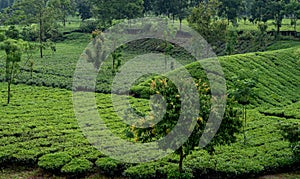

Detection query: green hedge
(38, 152), (72, 171)
(124, 161), (192, 179)
(61, 158), (93, 174)
(95, 157), (126, 176)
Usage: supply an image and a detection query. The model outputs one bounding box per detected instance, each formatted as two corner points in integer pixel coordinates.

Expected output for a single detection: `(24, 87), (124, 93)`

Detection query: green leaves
(90, 0), (144, 26)
(61, 158), (93, 174)
(95, 157), (125, 176)
(229, 69), (257, 106)
(38, 152), (72, 171)
(188, 0), (228, 43)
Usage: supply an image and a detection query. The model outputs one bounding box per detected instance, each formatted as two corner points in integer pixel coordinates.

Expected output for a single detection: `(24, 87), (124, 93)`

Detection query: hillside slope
(132, 47), (300, 108)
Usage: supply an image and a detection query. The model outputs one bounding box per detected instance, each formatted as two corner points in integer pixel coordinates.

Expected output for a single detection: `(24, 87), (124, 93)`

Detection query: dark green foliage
(131, 74), (241, 171)
(131, 85), (151, 98)
(76, 0), (92, 21)
(90, 0), (143, 27)
(225, 30), (238, 55)
(5, 26), (19, 39)
(95, 157), (125, 176)
(1, 38), (23, 104)
(79, 20), (99, 33)
(124, 161), (192, 179)
(0, 33), (5, 42)
(20, 25), (38, 42)
(280, 122), (300, 159)
(38, 152), (72, 171)
(219, 0), (242, 24)
(285, 0), (300, 32)
(188, 0), (228, 44)
(185, 110), (297, 177)
(0, 0), (14, 10)
(61, 158), (93, 174)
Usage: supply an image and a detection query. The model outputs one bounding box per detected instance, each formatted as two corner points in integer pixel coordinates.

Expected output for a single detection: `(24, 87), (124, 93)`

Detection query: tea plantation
(0, 39), (299, 178)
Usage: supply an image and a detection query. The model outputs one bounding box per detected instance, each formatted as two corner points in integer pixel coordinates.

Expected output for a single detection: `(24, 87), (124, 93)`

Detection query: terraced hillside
(133, 47), (300, 107)
(0, 45), (299, 178)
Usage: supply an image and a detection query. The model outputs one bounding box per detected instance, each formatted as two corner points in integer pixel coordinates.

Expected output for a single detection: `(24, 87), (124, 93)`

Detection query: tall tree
(12, 0), (61, 58)
(0, 38), (23, 104)
(230, 70), (257, 145)
(91, 0), (144, 27)
(131, 78), (242, 172)
(285, 0), (300, 32)
(250, 0), (273, 23)
(143, 0), (153, 14)
(152, 0), (172, 16)
(76, 0), (92, 21)
(219, 0), (242, 25)
(269, 0), (286, 37)
(57, 0), (77, 27)
(173, 0), (189, 30)
(188, 0), (228, 43)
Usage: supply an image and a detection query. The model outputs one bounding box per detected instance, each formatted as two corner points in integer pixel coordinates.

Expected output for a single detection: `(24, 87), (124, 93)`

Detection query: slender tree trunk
(294, 19), (297, 36)
(63, 17), (66, 27)
(7, 63), (14, 105)
(179, 18), (182, 31)
(277, 24), (280, 39)
(39, 12), (43, 58)
(179, 146), (184, 173)
(243, 105), (247, 145)
(7, 79), (11, 104)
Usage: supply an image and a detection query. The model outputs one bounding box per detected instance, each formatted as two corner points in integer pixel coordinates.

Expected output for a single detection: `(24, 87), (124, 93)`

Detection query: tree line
(1, 0), (300, 29)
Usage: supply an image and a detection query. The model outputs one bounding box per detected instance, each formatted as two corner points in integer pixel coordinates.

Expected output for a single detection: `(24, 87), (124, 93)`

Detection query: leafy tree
(230, 70), (257, 144)
(12, 0), (61, 58)
(143, 0), (153, 14)
(239, 0), (254, 22)
(0, 39), (23, 104)
(269, 0), (286, 38)
(250, 0), (273, 23)
(152, 0), (172, 16)
(173, 0), (189, 30)
(188, 0), (228, 43)
(76, 0), (92, 21)
(219, 0), (242, 25)
(285, 0), (300, 32)
(91, 0), (144, 27)
(5, 25), (19, 39)
(152, 0), (189, 29)
(131, 78), (242, 172)
(257, 22), (270, 51)
(225, 30), (238, 55)
(57, 0), (77, 27)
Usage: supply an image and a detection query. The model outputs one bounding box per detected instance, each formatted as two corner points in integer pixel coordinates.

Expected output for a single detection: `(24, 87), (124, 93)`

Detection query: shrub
(95, 157), (125, 176)
(124, 161), (192, 179)
(5, 26), (19, 39)
(0, 33), (5, 42)
(61, 158), (93, 174)
(130, 85), (151, 99)
(20, 25), (38, 41)
(80, 20), (100, 33)
(38, 152), (72, 171)
(280, 122), (300, 159)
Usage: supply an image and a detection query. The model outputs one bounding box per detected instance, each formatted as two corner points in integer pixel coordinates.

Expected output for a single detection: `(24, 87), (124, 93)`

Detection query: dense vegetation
(0, 0), (299, 178)
(0, 45), (299, 178)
